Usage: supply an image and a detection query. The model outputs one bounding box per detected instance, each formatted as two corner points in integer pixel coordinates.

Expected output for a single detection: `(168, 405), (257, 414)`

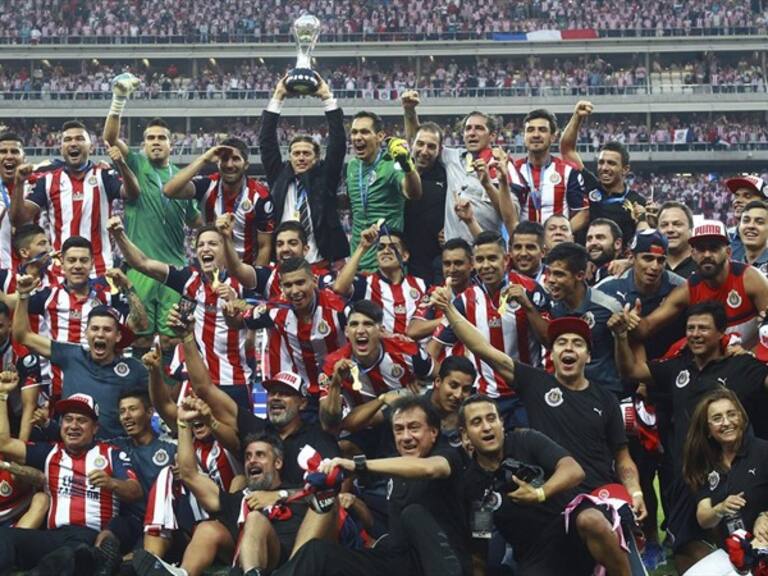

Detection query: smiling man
(724, 175), (768, 262)
(658, 201), (696, 278)
(738, 200), (768, 274)
(585, 218), (624, 285)
(0, 132), (26, 269)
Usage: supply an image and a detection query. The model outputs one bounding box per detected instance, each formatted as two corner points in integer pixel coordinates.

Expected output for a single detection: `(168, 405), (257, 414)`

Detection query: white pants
(683, 549), (741, 576)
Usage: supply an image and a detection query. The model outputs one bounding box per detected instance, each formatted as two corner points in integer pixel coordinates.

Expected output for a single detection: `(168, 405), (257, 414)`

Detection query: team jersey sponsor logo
(708, 470), (720, 491)
(114, 362), (130, 377)
(544, 387), (564, 407)
(152, 448), (170, 466)
(394, 305), (407, 315)
(676, 369), (690, 388)
(727, 289), (742, 309)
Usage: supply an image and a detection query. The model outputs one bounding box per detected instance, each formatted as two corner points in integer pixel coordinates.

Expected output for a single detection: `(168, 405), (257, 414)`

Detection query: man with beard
(104, 74), (201, 358)
(724, 175), (768, 262)
(508, 108), (589, 233)
(431, 294), (646, 576)
(404, 122), (448, 283)
(633, 220), (768, 349)
(657, 201), (696, 278)
(135, 402), (334, 576)
(11, 120), (136, 277)
(585, 218), (623, 285)
(274, 395), (472, 576)
(347, 111), (421, 272)
(163, 137), (275, 266)
(738, 200), (768, 274)
(260, 74), (348, 267)
(0, 133), (27, 270)
(560, 102), (648, 243)
(110, 218), (252, 410)
(407, 238), (475, 343)
(509, 221), (547, 285)
(402, 92), (514, 244)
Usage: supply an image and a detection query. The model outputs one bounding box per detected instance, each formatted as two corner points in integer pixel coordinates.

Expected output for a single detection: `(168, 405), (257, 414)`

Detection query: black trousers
(0, 524), (98, 572)
(275, 503), (470, 576)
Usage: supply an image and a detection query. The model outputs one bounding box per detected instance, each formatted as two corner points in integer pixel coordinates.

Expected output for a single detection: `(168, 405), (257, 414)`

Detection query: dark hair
(0, 302), (10, 318)
(511, 221), (545, 246)
(61, 235), (92, 255)
(658, 201), (694, 229)
(118, 388), (151, 410)
(439, 355), (477, 381)
(416, 122), (444, 146)
(87, 305), (121, 328)
(275, 221), (308, 246)
(686, 301), (727, 333)
(347, 300), (384, 324)
(473, 230), (505, 250)
(543, 213), (571, 228)
(62, 120), (87, 132)
(599, 141), (630, 167)
(458, 393), (499, 428)
(146, 118), (170, 130)
(545, 241), (588, 273)
(442, 238), (473, 261)
(462, 111), (496, 134)
(742, 199), (768, 213)
(277, 257), (313, 277)
(390, 394), (441, 430)
(353, 111), (383, 133)
(194, 224), (220, 246)
(0, 132), (24, 146)
(220, 137), (249, 163)
(13, 223), (46, 253)
(588, 218), (623, 243)
(288, 135), (321, 158)
(379, 227), (408, 251)
(523, 109), (558, 133)
(683, 389), (748, 491)
(243, 431), (285, 462)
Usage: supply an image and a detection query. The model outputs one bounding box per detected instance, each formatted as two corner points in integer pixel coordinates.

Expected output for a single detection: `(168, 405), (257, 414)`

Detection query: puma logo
(593, 407), (603, 417)
(749, 468), (757, 476)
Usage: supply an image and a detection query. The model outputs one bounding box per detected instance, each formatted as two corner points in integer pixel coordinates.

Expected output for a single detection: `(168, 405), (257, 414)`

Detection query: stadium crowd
(1, 0), (765, 44)
(1, 59), (768, 576)
(1, 55), (765, 100)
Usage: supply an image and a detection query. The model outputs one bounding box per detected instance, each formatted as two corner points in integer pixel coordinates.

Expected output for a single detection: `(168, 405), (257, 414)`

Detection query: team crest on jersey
(727, 289), (742, 309)
(391, 365), (404, 378)
(0, 480), (12, 497)
(210, 444), (220, 459)
(367, 172), (377, 186)
(71, 310), (82, 320)
(93, 455), (108, 470)
(544, 387), (564, 407)
(152, 448), (170, 466)
(589, 189), (602, 203)
(708, 470), (720, 491)
(317, 320), (330, 335)
(239, 198), (253, 213)
(88, 175), (98, 186)
(675, 369), (690, 388)
(318, 373), (330, 390)
(409, 288), (420, 299)
(549, 171), (562, 185)
(582, 311), (595, 329)
(114, 362), (130, 377)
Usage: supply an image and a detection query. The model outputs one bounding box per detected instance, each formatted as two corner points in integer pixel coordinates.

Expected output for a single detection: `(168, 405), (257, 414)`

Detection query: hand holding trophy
(285, 14), (322, 95)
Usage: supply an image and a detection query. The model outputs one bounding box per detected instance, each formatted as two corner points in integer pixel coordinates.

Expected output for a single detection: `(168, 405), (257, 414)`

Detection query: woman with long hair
(681, 388), (768, 575)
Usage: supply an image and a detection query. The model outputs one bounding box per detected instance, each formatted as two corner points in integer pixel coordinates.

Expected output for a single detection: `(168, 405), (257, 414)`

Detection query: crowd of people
(1, 0), (765, 44)
(1, 67), (768, 576)
(1, 54), (765, 101)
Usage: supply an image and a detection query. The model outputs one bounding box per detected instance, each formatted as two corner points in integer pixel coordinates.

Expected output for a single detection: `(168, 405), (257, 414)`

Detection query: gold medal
(498, 292), (509, 315)
(211, 268), (221, 290)
(350, 365), (362, 391)
(105, 275), (119, 295)
(465, 153), (475, 173)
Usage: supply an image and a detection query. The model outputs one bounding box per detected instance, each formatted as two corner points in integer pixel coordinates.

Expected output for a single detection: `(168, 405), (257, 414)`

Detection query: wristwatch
(353, 454), (368, 474)
(278, 489), (289, 501)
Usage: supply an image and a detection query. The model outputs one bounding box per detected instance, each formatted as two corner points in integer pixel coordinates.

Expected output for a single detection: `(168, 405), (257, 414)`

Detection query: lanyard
(600, 188), (629, 205)
(524, 160), (552, 212)
(358, 150), (383, 220)
(220, 176), (248, 215)
(353, 345), (385, 375)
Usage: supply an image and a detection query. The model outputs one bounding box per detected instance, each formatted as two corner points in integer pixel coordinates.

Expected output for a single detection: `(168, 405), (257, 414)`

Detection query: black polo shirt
(236, 407), (340, 488)
(405, 162), (447, 284)
(696, 436), (768, 542)
(648, 351), (768, 473)
(667, 255), (697, 279)
(583, 170), (647, 243)
(513, 363), (627, 491)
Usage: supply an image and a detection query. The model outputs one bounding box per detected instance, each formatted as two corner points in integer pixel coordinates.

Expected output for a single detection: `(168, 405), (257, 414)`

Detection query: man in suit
(259, 74), (349, 267)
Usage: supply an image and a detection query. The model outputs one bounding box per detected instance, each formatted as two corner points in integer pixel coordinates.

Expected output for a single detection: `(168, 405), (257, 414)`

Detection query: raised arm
(559, 100), (593, 171)
(107, 268), (150, 334)
(12, 276), (51, 359)
(318, 76), (346, 193)
(332, 223), (379, 296)
(318, 358), (350, 434)
(0, 372), (29, 463)
(216, 214), (258, 288)
(608, 309), (653, 383)
(107, 216), (170, 282)
(176, 398), (222, 514)
(103, 72), (140, 157)
(401, 90), (421, 145)
(164, 146), (231, 199)
(105, 142), (140, 201)
(632, 283), (689, 340)
(259, 76), (289, 185)
(141, 343), (178, 432)
(10, 164), (40, 225)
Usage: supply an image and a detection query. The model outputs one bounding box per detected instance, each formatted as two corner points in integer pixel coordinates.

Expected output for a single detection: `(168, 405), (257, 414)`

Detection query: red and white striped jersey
(434, 272), (550, 398)
(194, 174), (275, 265)
(26, 441), (137, 532)
(0, 458), (33, 526)
(251, 263), (335, 300)
(508, 156), (586, 224)
(350, 273), (427, 335)
(165, 266), (251, 387)
(0, 179), (28, 271)
(246, 289), (347, 396)
(195, 437), (243, 491)
(320, 336), (433, 409)
(28, 165), (122, 276)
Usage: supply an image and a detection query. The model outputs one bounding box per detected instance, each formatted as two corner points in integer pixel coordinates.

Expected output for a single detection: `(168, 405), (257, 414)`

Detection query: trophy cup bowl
(285, 15), (322, 95)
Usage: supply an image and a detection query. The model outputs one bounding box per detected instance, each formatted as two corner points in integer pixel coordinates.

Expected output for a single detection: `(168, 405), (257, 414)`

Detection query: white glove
(109, 73), (141, 115)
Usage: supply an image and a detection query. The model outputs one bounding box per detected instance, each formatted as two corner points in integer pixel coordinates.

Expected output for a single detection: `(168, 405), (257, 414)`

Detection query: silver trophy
(285, 14), (322, 95)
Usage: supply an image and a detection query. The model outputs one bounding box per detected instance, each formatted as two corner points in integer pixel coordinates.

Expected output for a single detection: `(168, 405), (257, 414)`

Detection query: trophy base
(285, 68), (319, 95)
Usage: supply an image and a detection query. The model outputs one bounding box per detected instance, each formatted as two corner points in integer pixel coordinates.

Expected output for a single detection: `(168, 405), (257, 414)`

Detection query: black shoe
(95, 534), (122, 576)
(73, 543), (99, 575)
(132, 549), (187, 576)
(30, 546), (76, 576)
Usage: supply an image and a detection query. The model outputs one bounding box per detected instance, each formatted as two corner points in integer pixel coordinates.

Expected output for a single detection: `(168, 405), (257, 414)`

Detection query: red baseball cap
(262, 371), (306, 397)
(755, 323), (768, 363)
(689, 220), (729, 246)
(55, 393), (99, 421)
(547, 317), (592, 350)
(725, 175), (767, 198)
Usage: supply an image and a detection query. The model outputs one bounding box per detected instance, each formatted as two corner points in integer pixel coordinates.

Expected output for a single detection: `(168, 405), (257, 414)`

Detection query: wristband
(0, 393), (7, 401)
(18, 293), (30, 300)
(322, 97), (338, 112)
(183, 333), (195, 344)
(535, 487), (546, 503)
(109, 94), (127, 117)
(631, 491), (643, 498)
(266, 98), (284, 114)
(211, 419), (219, 431)
(177, 420), (188, 429)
